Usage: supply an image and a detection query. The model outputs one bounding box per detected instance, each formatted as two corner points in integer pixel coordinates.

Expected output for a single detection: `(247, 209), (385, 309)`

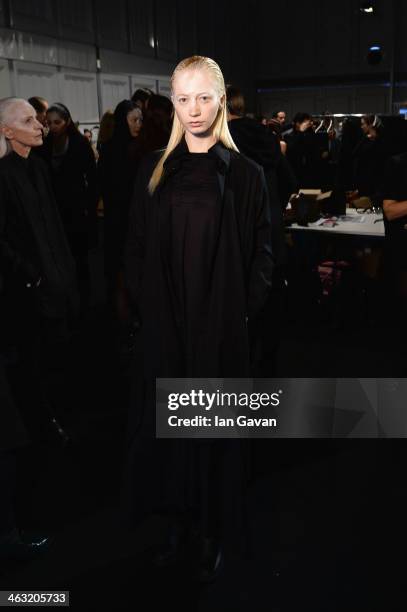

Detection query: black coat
(124, 138), (274, 379)
(0, 151), (75, 319)
(0, 353), (27, 451)
(38, 132), (99, 252)
(98, 138), (141, 276)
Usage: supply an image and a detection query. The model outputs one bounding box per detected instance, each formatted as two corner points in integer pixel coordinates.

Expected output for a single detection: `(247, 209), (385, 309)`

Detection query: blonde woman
(124, 57), (273, 581)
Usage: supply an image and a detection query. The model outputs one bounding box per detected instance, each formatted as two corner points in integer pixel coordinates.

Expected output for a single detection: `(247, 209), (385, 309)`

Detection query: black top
(125, 137), (273, 378)
(0, 151), (75, 318)
(38, 132), (98, 243)
(382, 152), (407, 262)
(166, 152), (220, 367)
(352, 136), (386, 200)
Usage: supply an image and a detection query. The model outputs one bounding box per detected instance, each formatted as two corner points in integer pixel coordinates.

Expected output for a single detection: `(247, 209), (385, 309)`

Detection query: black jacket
(0, 151), (75, 319)
(124, 138), (273, 378)
(39, 132), (99, 245)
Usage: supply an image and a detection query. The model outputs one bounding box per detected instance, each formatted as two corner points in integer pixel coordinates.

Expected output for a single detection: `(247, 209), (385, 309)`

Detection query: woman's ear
(1, 124), (14, 140)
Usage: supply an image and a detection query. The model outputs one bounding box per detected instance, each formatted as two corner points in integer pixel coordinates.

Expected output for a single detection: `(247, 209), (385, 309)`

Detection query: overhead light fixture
(367, 44), (383, 65)
(360, 2), (375, 13)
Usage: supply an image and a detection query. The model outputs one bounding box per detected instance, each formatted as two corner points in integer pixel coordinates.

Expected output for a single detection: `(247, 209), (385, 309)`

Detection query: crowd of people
(1, 54), (407, 583)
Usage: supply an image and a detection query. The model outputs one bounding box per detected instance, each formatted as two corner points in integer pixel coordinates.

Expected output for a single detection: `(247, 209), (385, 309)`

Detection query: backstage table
(288, 208), (385, 238)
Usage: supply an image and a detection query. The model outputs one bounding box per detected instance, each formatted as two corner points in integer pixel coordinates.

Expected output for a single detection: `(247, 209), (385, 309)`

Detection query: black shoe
(197, 536), (223, 584)
(0, 529), (50, 562)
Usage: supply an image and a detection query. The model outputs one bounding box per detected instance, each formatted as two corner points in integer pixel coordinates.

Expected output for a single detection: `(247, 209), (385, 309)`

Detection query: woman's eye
(200, 96), (210, 102)
(178, 97), (187, 104)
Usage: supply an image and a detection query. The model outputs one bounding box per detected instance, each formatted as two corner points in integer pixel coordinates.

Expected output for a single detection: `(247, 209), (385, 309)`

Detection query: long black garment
(0, 151), (75, 438)
(0, 152), (75, 318)
(122, 138), (273, 539)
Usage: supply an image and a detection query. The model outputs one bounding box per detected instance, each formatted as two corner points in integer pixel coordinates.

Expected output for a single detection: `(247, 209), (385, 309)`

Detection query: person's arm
(383, 199), (407, 221)
(0, 177), (41, 288)
(382, 157), (407, 221)
(247, 167), (274, 320)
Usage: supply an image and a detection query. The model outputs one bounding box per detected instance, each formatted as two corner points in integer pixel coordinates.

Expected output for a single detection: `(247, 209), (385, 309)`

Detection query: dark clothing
(167, 153), (221, 371)
(0, 152), (75, 319)
(0, 355), (27, 452)
(228, 117), (290, 372)
(382, 152), (407, 268)
(352, 136), (386, 201)
(38, 132), (98, 312)
(123, 138), (273, 536)
(0, 151), (75, 441)
(38, 133), (98, 252)
(125, 137), (273, 379)
(285, 129), (321, 188)
(98, 138), (140, 281)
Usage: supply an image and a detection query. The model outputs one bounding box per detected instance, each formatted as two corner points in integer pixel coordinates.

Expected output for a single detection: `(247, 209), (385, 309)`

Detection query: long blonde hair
(148, 56), (238, 194)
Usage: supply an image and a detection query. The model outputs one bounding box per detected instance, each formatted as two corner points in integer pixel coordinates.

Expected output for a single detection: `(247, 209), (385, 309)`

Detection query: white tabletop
(289, 208), (385, 238)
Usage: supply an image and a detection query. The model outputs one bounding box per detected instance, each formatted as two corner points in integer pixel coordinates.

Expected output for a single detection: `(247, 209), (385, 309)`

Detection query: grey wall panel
(155, 1), (177, 61)
(9, 0), (57, 36)
(58, 69), (98, 122)
(14, 60), (59, 101)
(0, 1), (5, 26)
(100, 72), (130, 113)
(95, 0), (127, 52)
(0, 28), (58, 65)
(100, 47), (173, 77)
(57, 0), (95, 44)
(128, 1), (154, 58)
(0, 58), (12, 96)
(58, 41), (95, 72)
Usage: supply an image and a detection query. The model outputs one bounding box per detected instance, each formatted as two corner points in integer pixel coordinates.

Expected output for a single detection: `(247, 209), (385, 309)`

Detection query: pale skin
(1, 100), (43, 158)
(383, 199), (407, 221)
(172, 68), (224, 153)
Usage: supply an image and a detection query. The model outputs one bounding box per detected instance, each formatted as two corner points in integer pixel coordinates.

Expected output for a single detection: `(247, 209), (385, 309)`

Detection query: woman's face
(172, 68), (223, 138)
(47, 111), (69, 137)
(127, 108), (143, 138)
(2, 101), (43, 149)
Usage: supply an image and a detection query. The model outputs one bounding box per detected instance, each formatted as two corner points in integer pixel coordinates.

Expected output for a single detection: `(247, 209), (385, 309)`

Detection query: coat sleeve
(0, 175), (41, 286)
(247, 167), (274, 320)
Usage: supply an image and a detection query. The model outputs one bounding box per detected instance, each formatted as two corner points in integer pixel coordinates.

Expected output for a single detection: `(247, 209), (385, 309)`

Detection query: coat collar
(163, 135), (231, 174)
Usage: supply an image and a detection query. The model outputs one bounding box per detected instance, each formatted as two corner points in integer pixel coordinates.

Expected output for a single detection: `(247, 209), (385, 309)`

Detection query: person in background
(285, 112), (321, 188)
(98, 100), (143, 318)
(40, 103), (98, 319)
(131, 88), (154, 115)
(27, 96), (49, 133)
(351, 114), (386, 204)
(0, 97), (75, 444)
(83, 128), (98, 161)
(97, 110), (115, 156)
